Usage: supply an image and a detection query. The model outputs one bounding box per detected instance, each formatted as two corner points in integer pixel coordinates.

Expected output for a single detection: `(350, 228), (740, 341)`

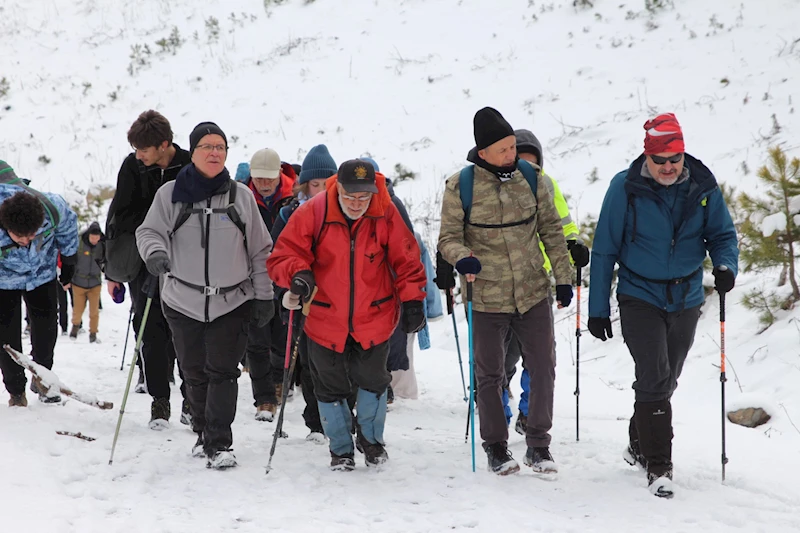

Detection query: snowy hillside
(2, 0), (800, 530)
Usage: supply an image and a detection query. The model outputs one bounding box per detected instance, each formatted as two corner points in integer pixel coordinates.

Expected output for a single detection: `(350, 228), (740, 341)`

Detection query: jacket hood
(82, 221), (105, 241)
(514, 129), (543, 167)
(324, 171), (392, 224)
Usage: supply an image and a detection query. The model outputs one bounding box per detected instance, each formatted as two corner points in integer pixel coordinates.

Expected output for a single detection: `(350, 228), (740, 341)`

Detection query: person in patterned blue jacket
(0, 160), (78, 407)
(587, 114), (738, 499)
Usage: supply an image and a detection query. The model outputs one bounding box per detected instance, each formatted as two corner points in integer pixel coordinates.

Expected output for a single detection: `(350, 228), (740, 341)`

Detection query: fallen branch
(56, 431), (96, 442)
(3, 345), (114, 410)
(778, 403), (800, 436)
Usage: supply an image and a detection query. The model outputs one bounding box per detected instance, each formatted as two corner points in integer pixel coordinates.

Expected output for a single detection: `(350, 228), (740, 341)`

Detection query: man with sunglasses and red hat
(588, 113), (738, 499)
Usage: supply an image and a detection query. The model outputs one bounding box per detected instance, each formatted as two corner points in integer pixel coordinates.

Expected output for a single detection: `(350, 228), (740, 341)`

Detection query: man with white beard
(267, 159), (427, 471)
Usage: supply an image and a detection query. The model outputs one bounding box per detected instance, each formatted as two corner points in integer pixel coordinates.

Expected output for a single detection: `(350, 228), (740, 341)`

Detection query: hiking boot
(192, 435), (205, 458)
(306, 431), (327, 444)
(69, 325), (80, 339)
(255, 402), (277, 422)
(149, 398), (170, 430)
(89, 333), (98, 343)
(330, 451), (356, 472)
(207, 449), (237, 470)
(356, 430), (388, 467)
(524, 446), (558, 474)
(30, 376), (61, 403)
(134, 370), (147, 394)
(483, 442), (520, 476)
(514, 411), (527, 436)
(180, 399), (192, 426)
(8, 392), (27, 407)
(623, 441), (647, 470)
(647, 469), (674, 499)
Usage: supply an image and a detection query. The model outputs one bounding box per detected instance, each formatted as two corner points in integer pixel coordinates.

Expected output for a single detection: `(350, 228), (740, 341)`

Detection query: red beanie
(643, 113), (685, 155)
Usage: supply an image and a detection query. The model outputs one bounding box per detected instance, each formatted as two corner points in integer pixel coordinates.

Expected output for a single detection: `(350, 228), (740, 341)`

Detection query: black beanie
(473, 107), (514, 151)
(189, 122), (227, 154)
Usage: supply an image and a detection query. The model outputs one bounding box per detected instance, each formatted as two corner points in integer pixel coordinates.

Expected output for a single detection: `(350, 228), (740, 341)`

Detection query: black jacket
(105, 145), (192, 237)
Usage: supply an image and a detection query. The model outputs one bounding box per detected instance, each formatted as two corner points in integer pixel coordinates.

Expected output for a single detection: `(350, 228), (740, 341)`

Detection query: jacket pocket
(473, 268), (504, 306)
(370, 295), (393, 308)
(311, 300), (332, 308)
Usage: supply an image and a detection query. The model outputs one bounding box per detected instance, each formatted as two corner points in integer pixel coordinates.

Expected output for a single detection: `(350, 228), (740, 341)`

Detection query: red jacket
(267, 172), (426, 353)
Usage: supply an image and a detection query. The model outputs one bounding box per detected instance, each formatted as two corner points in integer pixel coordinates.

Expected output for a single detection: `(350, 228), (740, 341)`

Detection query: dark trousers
(57, 285), (73, 333)
(473, 297), (555, 448)
(619, 295), (701, 476)
(165, 301), (251, 454)
(130, 269), (180, 401)
(245, 316), (284, 406)
(503, 330), (523, 385)
(297, 332), (323, 432)
(307, 336), (390, 403)
(619, 295), (701, 402)
(0, 280), (59, 396)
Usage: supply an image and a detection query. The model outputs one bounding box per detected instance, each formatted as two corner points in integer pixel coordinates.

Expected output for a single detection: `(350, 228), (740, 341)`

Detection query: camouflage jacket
(437, 163), (571, 314)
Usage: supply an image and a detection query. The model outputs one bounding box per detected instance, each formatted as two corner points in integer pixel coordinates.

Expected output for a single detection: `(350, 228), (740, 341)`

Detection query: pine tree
(738, 146), (800, 327)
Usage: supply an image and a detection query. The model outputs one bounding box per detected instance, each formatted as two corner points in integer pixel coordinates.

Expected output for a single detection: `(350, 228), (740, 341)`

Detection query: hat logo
(354, 165), (368, 179)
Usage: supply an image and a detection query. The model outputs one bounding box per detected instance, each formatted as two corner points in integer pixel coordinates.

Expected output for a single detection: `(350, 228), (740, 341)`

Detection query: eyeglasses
(196, 144), (227, 153)
(649, 153), (683, 165)
(340, 192), (373, 203)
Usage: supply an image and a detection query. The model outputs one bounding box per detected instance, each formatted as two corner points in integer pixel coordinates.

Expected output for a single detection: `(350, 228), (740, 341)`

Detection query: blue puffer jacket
(589, 153), (738, 317)
(0, 183), (78, 291)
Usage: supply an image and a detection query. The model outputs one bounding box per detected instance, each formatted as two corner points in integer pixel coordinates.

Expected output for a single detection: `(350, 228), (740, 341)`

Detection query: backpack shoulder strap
(459, 165), (475, 223)
(517, 160), (539, 202)
(225, 180), (246, 237)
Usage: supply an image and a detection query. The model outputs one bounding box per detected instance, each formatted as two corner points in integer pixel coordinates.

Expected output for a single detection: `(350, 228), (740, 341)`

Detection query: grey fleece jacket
(136, 180), (273, 323)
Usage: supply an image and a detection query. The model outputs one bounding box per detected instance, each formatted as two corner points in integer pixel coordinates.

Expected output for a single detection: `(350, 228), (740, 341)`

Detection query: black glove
(556, 284), (573, 307)
(251, 299), (275, 328)
(291, 270), (315, 299)
(145, 251), (171, 276)
(434, 251), (456, 290)
(455, 256), (481, 275)
(401, 300), (427, 334)
(713, 265), (735, 294)
(567, 240), (590, 268)
(587, 317), (613, 341)
(59, 254), (76, 286)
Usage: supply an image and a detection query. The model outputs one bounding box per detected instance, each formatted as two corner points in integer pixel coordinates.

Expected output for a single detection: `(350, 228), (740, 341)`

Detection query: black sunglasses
(649, 153), (684, 165)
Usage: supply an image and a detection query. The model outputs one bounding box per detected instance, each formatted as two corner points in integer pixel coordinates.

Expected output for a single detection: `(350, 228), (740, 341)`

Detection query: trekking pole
(575, 267), (582, 442)
(266, 287), (318, 475)
(119, 304), (134, 370)
(720, 291), (729, 482)
(109, 276), (157, 465)
(467, 278), (476, 473)
(447, 288), (468, 402)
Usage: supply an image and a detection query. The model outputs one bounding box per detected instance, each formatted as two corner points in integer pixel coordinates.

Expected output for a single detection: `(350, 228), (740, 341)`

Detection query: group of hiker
(0, 106), (738, 498)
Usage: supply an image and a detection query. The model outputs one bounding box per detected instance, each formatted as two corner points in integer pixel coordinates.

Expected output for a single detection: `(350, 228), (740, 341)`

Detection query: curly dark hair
(0, 191), (45, 236)
(127, 110), (173, 150)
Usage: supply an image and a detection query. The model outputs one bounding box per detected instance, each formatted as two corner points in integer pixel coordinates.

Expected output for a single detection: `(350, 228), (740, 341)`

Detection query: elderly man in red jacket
(267, 159), (427, 471)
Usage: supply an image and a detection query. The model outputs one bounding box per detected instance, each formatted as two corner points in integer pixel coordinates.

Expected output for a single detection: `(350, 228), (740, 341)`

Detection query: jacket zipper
(348, 226), (359, 333)
(204, 197), (212, 323)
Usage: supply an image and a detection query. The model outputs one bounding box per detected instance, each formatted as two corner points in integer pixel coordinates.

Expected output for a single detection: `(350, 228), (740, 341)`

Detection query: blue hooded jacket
(589, 153), (738, 317)
(0, 179), (78, 291)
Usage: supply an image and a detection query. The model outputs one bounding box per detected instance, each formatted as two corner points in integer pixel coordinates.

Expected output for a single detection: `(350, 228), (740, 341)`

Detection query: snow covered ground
(2, 286), (800, 532)
(2, 0), (800, 530)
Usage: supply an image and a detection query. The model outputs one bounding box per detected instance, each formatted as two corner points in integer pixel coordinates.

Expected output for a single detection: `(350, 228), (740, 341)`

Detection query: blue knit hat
(234, 162), (250, 183)
(299, 144), (337, 184)
(360, 157), (380, 172)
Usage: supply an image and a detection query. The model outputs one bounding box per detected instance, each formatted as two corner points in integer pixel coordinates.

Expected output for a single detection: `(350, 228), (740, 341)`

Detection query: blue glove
(555, 284), (573, 307)
(455, 256), (481, 275)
